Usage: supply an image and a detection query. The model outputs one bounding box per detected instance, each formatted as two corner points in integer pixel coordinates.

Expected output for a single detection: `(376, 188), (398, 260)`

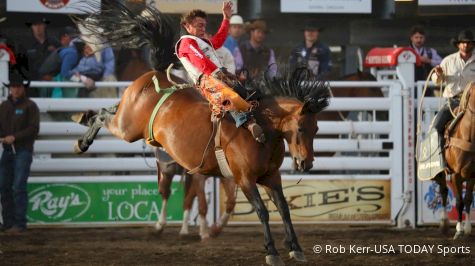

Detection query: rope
(415, 68), (439, 161)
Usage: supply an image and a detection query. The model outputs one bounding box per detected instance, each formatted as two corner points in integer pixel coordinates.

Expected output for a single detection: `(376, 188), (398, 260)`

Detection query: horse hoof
(265, 255), (284, 266)
(154, 223), (165, 234)
(453, 231), (464, 240)
(289, 251), (306, 262)
(73, 140), (88, 154)
(200, 234), (210, 242)
(209, 224), (222, 237)
(179, 229), (189, 236)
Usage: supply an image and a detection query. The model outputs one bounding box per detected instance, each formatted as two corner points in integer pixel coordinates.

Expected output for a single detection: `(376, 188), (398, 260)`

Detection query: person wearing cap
(0, 69), (40, 234)
(24, 17), (60, 96)
(289, 21), (331, 78)
(429, 29), (475, 160)
(175, 1), (265, 143)
(223, 14), (244, 59)
(408, 25), (442, 82)
(235, 19), (277, 79)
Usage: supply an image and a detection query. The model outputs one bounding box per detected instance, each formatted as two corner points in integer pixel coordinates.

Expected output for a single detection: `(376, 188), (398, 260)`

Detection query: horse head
(256, 67), (330, 172)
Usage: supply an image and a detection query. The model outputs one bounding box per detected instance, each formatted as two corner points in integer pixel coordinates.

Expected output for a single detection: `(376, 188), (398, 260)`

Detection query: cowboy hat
(25, 17), (50, 27)
(2, 69), (30, 88)
(451, 29), (475, 47)
(302, 19), (323, 32)
(245, 19), (269, 33)
(230, 15), (243, 25)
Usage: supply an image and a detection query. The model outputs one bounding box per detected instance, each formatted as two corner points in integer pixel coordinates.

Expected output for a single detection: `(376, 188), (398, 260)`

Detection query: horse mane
(72, 0), (178, 71)
(251, 67), (331, 114)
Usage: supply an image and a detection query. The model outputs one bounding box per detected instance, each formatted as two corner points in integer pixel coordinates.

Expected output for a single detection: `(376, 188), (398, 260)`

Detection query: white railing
(0, 78), (408, 225)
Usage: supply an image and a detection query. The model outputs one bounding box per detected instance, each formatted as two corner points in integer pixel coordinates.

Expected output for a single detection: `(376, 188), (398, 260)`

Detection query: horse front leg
(239, 180), (282, 266)
(211, 177), (236, 237)
(462, 179), (474, 235)
(262, 174), (305, 262)
(434, 173), (449, 234)
(451, 174), (465, 239)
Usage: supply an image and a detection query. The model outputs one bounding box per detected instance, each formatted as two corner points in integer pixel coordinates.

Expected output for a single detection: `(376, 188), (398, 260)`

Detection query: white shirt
(431, 52), (475, 98)
(215, 47), (236, 74)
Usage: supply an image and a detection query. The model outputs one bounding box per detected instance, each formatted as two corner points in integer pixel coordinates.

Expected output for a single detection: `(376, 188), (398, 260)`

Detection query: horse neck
(457, 87), (475, 140)
(259, 97), (301, 133)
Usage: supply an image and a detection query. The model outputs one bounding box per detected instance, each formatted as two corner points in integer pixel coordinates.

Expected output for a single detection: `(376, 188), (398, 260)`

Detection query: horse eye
(298, 127), (304, 133)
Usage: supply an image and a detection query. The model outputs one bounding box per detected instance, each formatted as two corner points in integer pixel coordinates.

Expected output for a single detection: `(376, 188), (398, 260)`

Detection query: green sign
(27, 182), (184, 224)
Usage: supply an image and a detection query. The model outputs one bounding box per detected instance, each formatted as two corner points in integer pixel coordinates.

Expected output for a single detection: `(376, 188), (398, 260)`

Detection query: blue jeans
(432, 98), (460, 134)
(0, 148), (33, 229)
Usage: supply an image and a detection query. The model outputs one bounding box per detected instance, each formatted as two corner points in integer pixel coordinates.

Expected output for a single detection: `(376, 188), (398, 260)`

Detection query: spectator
(408, 25), (442, 81)
(223, 14), (244, 69)
(289, 20), (332, 78)
(51, 28), (85, 98)
(78, 24), (117, 98)
(0, 69), (40, 234)
(429, 29), (475, 159)
(24, 17), (60, 96)
(235, 19), (276, 79)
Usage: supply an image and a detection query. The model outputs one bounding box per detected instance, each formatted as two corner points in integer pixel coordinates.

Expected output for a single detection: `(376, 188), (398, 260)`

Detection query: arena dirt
(1, 224), (474, 265)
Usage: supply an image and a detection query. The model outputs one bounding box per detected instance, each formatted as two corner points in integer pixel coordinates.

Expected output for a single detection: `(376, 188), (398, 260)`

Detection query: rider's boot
(244, 115), (266, 143)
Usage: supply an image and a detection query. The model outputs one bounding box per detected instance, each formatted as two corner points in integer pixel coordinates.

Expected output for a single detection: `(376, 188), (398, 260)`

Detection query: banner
(418, 180), (475, 224)
(222, 179), (391, 222)
(281, 0), (371, 14)
(419, 0), (475, 5)
(27, 181), (184, 224)
(7, 0), (101, 14)
(155, 0), (238, 14)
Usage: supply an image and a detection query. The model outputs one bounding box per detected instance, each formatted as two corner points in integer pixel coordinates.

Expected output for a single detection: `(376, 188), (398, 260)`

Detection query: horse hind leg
(462, 179), (475, 235)
(154, 161), (174, 234)
(73, 104), (119, 154)
(210, 177), (236, 237)
(434, 173), (449, 234)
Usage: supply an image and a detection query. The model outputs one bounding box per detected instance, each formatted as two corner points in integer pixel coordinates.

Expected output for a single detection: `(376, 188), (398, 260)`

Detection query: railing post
(0, 46), (10, 98)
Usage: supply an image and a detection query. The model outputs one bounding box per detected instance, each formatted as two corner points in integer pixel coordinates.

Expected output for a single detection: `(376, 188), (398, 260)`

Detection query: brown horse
(434, 84), (475, 239)
(153, 88), (333, 240)
(74, 2), (329, 264)
(74, 69), (329, 264)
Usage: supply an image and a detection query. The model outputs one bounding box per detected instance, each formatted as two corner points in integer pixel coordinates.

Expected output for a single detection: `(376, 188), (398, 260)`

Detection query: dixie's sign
(27, 182), (184, 224)
(222, 179), (391, 222)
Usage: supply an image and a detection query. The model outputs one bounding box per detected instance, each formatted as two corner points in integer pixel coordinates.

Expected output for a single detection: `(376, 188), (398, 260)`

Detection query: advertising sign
(222, 179), (391, 222)
(281, 0), (371, 14)
(418, 180), (475, 224)
(27, 181), (184, 224)
(7, 0), (101, 14)
(155, 0), (237, 14)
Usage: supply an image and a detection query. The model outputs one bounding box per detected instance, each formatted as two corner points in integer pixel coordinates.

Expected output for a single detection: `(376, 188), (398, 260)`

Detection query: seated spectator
(70, 43), (105, 97)
(235, 19), (276, 79)
(78, 24), (117, 98)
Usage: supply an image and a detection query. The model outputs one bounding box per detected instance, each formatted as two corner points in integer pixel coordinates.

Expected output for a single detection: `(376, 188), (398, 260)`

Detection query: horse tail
(72, 0), (178, 71)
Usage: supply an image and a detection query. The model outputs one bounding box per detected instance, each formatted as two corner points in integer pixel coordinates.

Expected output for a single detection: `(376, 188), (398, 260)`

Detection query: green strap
(147, 75), (177, 143)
